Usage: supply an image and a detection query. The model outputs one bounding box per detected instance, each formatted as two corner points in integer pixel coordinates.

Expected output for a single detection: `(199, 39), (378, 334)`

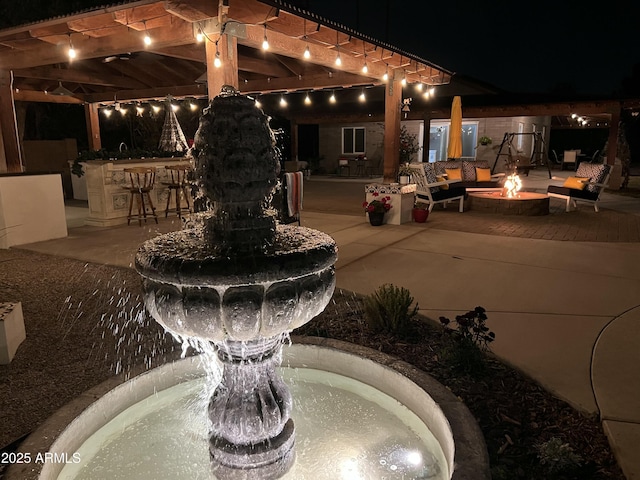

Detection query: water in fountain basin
(57, 366), (447, 480)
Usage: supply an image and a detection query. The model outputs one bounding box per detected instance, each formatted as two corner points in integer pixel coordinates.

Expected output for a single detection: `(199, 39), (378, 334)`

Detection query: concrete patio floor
(14, 168), (640, 479)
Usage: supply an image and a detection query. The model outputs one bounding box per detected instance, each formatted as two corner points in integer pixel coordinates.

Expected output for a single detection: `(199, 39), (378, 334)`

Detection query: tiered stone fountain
(5, 87), (490, 480)
(135, 86), (337, 479)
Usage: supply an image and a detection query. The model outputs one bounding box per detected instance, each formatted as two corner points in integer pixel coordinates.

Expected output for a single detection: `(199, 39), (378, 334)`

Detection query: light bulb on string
(103, 108), (112, 117)
(255, 97), (262, 109)
(189, 101), (198, 111)
(68, 35), (76, 60)
(304, 45), (311, 59)
(329, 91), (336, 104)
(262, 24), (269, 50)
(280, 95), (287, 107)
(382, 70), (388, 82)
(359, 89), (366, 102)
(136, 104), (144, 116)
(196, 29), (204, 43)
(335, 50), (342, 66)
(143, 21), (152, 46)
(304, 93), (311, 105)
(214, 43), (222, 68)
(171, 103), (179, 112)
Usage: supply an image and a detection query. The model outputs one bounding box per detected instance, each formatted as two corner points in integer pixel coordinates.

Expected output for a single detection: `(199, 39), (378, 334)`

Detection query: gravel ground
(0, 248), (625, 479)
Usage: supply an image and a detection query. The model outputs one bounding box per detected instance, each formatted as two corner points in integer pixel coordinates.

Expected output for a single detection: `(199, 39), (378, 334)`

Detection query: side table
(365, 183), (416, 225)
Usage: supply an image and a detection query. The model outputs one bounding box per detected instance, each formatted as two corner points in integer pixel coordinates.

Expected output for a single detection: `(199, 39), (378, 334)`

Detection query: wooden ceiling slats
(164, 0), (219, 22)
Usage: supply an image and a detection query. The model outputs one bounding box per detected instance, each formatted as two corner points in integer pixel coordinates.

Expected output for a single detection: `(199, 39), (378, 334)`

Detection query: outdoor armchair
(409, 163), (466, 212)
(547, 163), (611, 212)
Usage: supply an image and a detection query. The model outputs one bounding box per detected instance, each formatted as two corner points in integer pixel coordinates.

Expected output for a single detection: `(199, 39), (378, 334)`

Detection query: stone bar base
(365, 183), (416, 225)
(0, 302), (26, 364)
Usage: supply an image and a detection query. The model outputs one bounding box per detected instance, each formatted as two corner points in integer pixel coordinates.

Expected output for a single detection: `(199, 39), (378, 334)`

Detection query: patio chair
(547, 163), (611, 212)
(561, 150), (577, 171)
(409, 163), (466, 212)
(550, 150), (561, 166)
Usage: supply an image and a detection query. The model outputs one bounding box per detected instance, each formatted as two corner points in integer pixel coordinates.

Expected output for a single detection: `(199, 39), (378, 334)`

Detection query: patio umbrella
(447, 95), (463, 159)
(158, 97), (189, 152)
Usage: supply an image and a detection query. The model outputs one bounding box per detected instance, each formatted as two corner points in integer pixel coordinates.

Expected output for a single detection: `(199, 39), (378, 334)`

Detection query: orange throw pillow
(475, 167), (492, 182)
(444, 168), (462, 180)
(436, 175), (449, 190)
(563, 176), (589, 190)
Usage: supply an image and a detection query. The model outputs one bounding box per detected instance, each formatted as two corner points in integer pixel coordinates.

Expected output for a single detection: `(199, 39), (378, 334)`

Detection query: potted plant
(398, 162), (413, 184)
(412, 201), (430, 223)
(399, 126), (421, 163)
(363, 194), (392, 226)
(478, 135), (492, 147)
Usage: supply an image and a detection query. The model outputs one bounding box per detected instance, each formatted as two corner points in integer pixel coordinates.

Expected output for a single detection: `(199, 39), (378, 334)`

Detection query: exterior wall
(318, 116), (551, 175)
(22, 139), (77, 199)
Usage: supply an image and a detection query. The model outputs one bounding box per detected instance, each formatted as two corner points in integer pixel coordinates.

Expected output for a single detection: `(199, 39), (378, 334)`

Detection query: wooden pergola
(0, 0), (452, 181)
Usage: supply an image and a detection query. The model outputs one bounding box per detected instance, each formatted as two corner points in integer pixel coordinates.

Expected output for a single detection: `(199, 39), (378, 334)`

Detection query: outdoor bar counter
(83, 157), (192, 227)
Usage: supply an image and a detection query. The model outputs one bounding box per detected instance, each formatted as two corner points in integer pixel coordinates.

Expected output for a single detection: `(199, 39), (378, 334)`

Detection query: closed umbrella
(447, 95), (462, 159)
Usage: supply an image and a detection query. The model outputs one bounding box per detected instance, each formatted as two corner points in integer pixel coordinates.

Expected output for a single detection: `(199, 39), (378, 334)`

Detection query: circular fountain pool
(6, 339), (489, 480)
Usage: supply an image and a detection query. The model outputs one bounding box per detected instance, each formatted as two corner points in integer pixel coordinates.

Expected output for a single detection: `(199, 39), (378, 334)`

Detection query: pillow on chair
(445, 168), (462, 180)
(475, 167), (492, 182)
(436, 175), (449, 190)
(563, 176), (589, 190)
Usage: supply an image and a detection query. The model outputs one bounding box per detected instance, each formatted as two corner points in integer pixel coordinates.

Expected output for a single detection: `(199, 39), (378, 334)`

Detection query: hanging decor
(158, 95), (189, 152)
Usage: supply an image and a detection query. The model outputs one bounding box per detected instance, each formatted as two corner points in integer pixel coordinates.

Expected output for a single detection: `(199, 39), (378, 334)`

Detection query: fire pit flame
(502, 173), (522, 198)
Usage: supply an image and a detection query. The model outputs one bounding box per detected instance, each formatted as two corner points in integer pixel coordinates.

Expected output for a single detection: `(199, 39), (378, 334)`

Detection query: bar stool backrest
(125, 167), (156, 191)
(165, 164), (191, 185)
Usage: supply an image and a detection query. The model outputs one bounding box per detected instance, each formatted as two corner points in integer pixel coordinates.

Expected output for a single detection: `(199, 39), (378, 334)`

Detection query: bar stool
(162, 164), (192, 219)
(123, 167), (158, 226)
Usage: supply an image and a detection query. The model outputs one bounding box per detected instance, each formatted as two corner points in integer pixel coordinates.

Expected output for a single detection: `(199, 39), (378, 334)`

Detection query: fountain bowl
(5, 338), (489, 480)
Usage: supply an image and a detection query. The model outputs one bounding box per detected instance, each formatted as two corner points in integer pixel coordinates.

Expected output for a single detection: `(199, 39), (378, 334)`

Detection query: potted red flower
(363, 194), (392, 226)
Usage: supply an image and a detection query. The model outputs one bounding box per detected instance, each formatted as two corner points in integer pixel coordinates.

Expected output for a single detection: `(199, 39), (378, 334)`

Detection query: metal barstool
(162, 164), (192, 219)
(123, 167), (158, 226)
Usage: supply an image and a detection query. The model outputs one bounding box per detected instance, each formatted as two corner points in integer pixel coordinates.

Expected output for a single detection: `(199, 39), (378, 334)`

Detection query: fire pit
(468, 191), (549, 216)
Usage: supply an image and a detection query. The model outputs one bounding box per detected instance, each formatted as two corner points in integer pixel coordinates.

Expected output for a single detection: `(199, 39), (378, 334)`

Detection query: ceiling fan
(102, 52), (134, 63)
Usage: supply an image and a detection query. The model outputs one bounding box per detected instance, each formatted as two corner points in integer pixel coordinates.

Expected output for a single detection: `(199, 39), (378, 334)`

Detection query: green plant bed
(295, 290), (624, 480)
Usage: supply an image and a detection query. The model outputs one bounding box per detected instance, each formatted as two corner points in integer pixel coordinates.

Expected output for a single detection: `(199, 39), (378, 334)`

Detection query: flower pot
(412, 208), (429, 223)
(399, 175), (411, 185)
(368, 211), (385, 226)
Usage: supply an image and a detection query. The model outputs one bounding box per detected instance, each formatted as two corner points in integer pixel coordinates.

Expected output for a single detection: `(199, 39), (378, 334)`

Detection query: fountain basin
(5, 338), (489, 480)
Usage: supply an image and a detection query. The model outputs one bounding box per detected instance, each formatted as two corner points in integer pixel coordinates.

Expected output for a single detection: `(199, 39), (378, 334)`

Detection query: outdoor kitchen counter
(83, 158), (191, 227)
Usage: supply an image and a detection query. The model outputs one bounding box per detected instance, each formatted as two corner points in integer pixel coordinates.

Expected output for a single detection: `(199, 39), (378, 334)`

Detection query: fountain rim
(5, 337), (489, 480)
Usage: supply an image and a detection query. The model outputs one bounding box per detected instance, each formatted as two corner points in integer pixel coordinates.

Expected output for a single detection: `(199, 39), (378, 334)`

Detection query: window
(342, 127), (365, 154)
(517, 122), (524, 150)
(429, 121), (478, 161)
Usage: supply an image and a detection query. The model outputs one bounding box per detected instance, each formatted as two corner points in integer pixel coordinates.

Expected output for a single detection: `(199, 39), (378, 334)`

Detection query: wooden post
(85, 103), (101, 151)
(0, 70), (23, 172)
(605, 107), (621, 166)
(383, 75), (402, 182)
(422, 111), (431, 163)
(205, 32), (239, 99)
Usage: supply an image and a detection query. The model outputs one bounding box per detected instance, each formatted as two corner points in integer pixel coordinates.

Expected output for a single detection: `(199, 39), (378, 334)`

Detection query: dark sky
(293, 0), (640, 96)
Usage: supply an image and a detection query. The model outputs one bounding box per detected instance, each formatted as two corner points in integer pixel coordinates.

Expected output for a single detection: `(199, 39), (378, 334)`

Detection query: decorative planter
(368, 212), (385, 226)
(412, 208), (429, 223)
(399, 175), (411, 185)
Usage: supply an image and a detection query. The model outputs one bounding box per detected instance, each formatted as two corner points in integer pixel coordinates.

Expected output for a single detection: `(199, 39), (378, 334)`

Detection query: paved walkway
(15, 169), (640, 479)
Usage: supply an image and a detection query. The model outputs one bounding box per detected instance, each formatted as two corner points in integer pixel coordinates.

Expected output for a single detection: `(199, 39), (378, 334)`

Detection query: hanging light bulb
(143, 21), (152, 46)
(136, 104), (144, 116)
(359, 89), (366, 102)
(171, 103), (179, 112)
(304, 44), (311, 59)
(280, 95), (287, 107)
(304, 93), (311, 105)
(401, 76), (407, 87)
(415, 83), (423, 92)
(152, 104), (161, 114)
(362, 62), (368, 74)
(423, 89), (430, 99)
(382, 69), (389, 82)
(262, 24), (269, 50)
(214, 43), (222, 68)
(119, 107), (128, 116)
(196, 29), (204, 43)
(329, 91), (336, 104)
(255, 97), (262, 109)
(68, 35), (76, 60)
(335, 50), (342, 66)
(102, 108), (112, 117)
(189, 101), (198, 111)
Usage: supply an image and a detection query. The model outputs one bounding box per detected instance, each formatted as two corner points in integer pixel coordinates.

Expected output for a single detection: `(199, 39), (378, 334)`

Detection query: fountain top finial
(219, 85), (240, 97)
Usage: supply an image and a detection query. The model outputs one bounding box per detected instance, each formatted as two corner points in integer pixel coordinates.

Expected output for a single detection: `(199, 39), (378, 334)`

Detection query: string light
(102, 108), (112, 117)
(196, 28), (204, 43)
(304, 92), (311, 105)
(279, 94), (287, 107)
(382, 67), (389, 82)
(262, 24), (269, 50)
(255, 97), (262, 108)
(136, 104), (144, 116)
(401, 70), (407, 86)
(304, 44), (311, 59)
(171, 103), (179, 111)
(214, 40), (222, 68)
(415, 83), (423, 92)
(152, 104), (161, 114)
(359, 89), (366, 102)
(335, 49), (342, 66)
(329, 91), (336, 103)
(189, 101), (198, 111)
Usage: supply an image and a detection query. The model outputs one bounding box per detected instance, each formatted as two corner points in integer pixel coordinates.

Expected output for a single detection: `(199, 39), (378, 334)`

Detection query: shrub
(536, 437), (583, 475)
(439, 306), (495, 375)
(363, 284), (418, 335)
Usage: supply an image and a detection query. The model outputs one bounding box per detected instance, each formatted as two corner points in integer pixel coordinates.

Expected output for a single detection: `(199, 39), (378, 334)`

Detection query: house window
(342, 127), (365, 154)
(517, 122), (524, 150)
(429, 121), (478, 161)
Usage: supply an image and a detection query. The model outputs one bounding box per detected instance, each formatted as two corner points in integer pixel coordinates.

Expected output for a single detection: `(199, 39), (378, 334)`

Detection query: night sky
(291, 0), (640, 96)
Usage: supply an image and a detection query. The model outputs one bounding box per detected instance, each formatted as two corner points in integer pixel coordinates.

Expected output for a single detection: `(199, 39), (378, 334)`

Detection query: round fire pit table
(468, 191), (549, 216)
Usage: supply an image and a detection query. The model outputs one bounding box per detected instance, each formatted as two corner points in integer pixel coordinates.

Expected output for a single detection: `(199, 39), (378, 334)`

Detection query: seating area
(547, 163), (611, 212)
(432, 160), (504, 191)
(408, 163), (466, 212)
